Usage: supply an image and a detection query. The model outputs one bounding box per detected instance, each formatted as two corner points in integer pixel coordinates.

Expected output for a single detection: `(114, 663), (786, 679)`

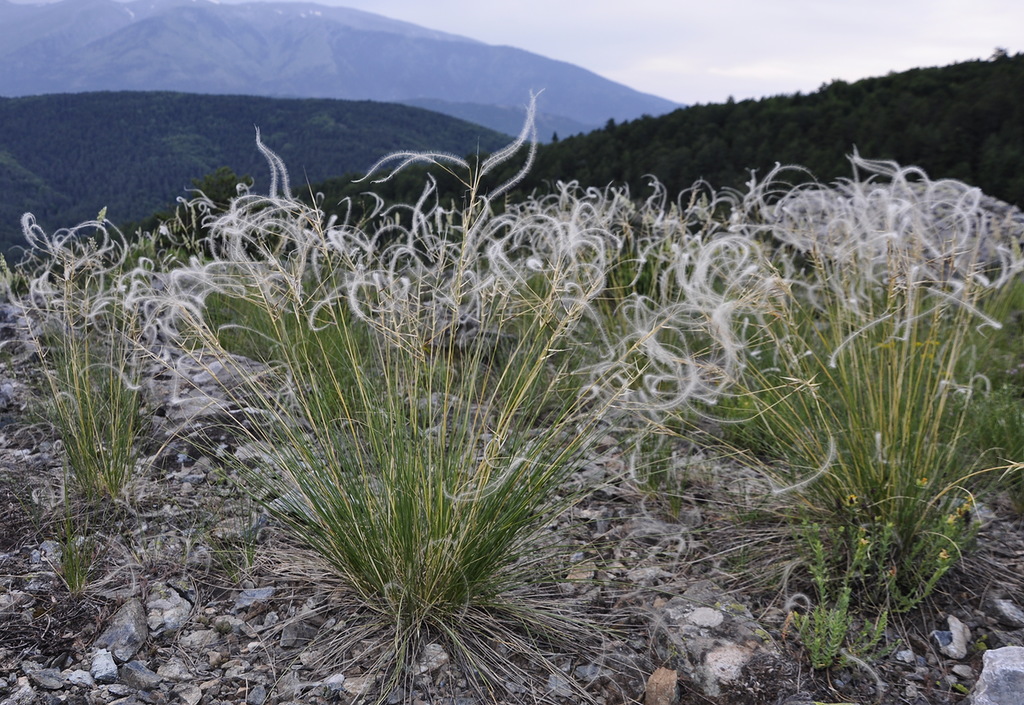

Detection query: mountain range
(0, 0), (681, 136)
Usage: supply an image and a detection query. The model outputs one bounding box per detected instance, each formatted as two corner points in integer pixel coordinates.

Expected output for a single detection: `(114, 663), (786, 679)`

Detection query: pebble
(951, 664), (974, 679)
(26, 667), (63, 690)
(932, 615), (970, 660)
(91, 649), (118, 684)
(172, 683), (202, 705)
(120, 661), (163, 690)
(94, 599), (149, 662)
(416, 643), (450, 674)
(234, 586), (275, 610)
(246, 683), (268, 705)
(65, 669), (95, 687)
(991, 598), (1024, 628)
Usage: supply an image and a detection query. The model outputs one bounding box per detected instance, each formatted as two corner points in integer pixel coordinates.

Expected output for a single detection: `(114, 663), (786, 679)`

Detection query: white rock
(416, 643), (450, 674)
(687, 607), (724, 628)
(972, 646), (1024, 705)
(945, 615), (970, 660)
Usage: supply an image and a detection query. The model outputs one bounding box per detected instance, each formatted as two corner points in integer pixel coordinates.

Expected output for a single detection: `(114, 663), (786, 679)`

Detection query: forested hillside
(523, 51), (1024, 205)
(308, 52), (1024, 216)
(0, 92), (509, 254)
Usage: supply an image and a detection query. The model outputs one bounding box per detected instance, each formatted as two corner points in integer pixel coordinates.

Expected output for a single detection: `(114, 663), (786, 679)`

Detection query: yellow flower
(916, 477), (928, 488)
(938, 549), (950, 561)
(845, 494), (858, 506)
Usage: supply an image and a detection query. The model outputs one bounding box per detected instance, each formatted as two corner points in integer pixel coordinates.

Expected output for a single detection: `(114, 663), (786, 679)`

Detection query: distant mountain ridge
(0, 0), (681, 134)
(0, 91), (512, 253)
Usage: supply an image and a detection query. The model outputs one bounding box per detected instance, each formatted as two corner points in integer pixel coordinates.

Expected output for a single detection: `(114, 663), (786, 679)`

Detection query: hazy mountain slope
(0, 0), (680, 133)
(0, 91), (511, 254)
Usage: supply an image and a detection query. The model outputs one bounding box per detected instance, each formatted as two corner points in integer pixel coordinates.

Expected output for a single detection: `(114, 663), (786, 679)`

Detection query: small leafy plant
(788, 524), (892, 670)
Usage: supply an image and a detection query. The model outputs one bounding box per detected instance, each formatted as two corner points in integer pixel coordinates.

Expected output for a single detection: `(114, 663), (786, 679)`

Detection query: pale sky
(312, 0), (1023, 105)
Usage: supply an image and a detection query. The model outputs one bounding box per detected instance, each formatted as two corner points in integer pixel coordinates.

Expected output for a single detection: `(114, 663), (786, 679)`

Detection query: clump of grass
(21, 217), (147, 505)
(54, 514), (98, 595)
(118, 105), (765, 700)
(725, 157), (1023, 610)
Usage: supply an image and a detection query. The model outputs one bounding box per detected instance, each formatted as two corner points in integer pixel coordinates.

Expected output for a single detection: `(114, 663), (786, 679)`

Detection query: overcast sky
(314, 0), (1022, 105)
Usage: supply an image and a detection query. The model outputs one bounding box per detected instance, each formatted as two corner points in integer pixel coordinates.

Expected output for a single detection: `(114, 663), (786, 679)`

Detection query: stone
(178, 629), (220, 649)
(990, 598), (1024, 629)
(213, 615), (255, 637)
(972, 646), (1024, 705)
(545, 672), (574, 699)
(146, 582), (192, 635)
(705, 644), (755, 685)
(933, 615), (970, 660)
(952, 664), (974, 679)
(341, 675), (375, 699)
(91, 649), (118, 684)
(416, 643), (450, 674)
(322, 673), (346, 692)
(172, 683), (202, 705)
(246, 684), (268, 705)
(645, 667), (678, 705)
(234, 586), (275, 610)
(120, 661), (163, 690)
(687, 607), (724, 628)
(650, 580), (781, 698)
(37, 540), (62, 566)
(94, 599), (149, 662)
(276, 671), (303, 700)
(155, 659), (191, 682)
(279, 620), (317, 649)
(0, 678), (36, 705)
(25, 667), (63, 690)
(65, 669), (95, 687)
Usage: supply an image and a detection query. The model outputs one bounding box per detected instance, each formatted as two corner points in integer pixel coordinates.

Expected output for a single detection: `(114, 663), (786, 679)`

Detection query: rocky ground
(1, 302), (1024, 705)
